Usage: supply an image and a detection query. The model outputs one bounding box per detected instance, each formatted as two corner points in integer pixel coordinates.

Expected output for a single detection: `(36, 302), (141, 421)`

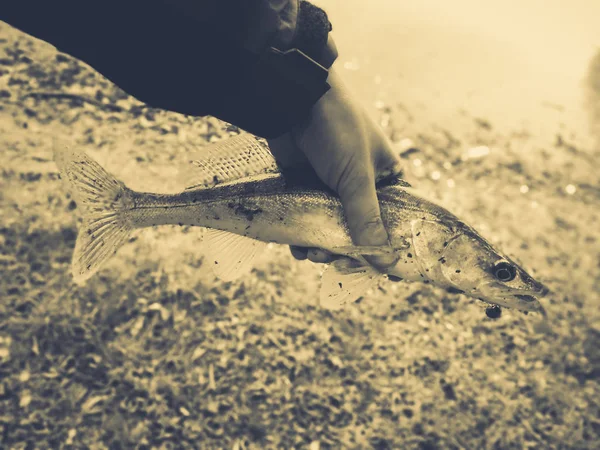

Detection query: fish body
(55, 133), (548, 313)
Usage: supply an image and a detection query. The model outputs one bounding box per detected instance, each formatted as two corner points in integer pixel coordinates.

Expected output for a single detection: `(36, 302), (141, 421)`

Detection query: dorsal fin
(183, 133), (280, 190)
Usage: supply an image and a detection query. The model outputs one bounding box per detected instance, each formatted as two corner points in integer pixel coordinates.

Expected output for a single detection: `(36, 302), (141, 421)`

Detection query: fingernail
(308, 248), (334, 264)
(290, 246), (308, 260)
(366, 252), (398, 270)
(367, 225), (398, 268)
(366, 224), (390, 247)
(376, 162), (404, 182)
(358, 229), (397, 269)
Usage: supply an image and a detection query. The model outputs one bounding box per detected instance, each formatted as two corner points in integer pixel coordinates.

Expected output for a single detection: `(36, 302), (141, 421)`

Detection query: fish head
(439, 233), (549, 312)
(409, 219), (548, 313)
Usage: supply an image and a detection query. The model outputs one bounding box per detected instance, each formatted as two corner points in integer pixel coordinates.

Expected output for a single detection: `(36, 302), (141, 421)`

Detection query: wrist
(242, 36), (337, 138)
(289, 66), (342, 141)
(319, 35), (339, 70)
(215, 1), (339, 139)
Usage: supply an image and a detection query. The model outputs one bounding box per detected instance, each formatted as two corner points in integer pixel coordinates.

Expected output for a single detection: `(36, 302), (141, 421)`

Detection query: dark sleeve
(0, 0), (336, 138)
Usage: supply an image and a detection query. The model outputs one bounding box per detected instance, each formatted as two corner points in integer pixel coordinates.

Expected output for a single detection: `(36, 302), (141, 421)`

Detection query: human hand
(267, 68), (402, 269)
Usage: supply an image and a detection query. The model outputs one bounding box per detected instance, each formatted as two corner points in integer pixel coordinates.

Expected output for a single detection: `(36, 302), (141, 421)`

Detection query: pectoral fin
(202, 229), (268, 281)
(410, 219), (456, 278)
(319, 259), (384, 310)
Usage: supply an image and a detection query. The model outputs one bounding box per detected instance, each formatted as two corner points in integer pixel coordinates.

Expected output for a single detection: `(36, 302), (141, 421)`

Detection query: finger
(307, 248), (336, 264)
(375, 160), (404, 184)
(375, 148), (404, 180)
(289, 245), (309, 260)
(337, 171), (398, 269)
(267, 133), (309, 169)
(290, 246), (335, 263)
(370, 126), (404, 181)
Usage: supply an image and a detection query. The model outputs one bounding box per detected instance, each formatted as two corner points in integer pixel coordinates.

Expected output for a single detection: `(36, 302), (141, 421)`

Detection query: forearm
(1, 1), (249, 115)
(0, 0), (337, 138)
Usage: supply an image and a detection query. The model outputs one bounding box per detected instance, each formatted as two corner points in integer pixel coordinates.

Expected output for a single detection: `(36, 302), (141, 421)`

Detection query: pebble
(398, 138), (415, 150)
(19, 391), (32, 408)
(19, 370), (30, 382)
(565, 184), (577, 194)
(534, 360), (544, 370)
(463, 146), (490, 160)
(343, 59), (360, 71)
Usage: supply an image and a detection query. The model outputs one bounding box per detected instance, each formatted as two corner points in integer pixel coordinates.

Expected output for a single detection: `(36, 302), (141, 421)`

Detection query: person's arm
(2, 0), (400, 269)
(1, 0), (336, 139)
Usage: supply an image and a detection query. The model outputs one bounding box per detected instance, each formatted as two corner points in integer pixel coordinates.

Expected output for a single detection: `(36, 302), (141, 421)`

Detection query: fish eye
(493, 261), (516, 282)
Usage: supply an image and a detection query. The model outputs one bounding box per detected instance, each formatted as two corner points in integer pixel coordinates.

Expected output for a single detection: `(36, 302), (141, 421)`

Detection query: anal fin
(202, 229), (268, 281)
(319, 259), (384, 310)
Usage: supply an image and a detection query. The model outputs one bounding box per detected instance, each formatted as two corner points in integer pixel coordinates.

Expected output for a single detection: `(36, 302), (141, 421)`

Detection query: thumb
(267, 133), (309, 169)
(337, 168), (398, 269)
(375, 148), (404, 184)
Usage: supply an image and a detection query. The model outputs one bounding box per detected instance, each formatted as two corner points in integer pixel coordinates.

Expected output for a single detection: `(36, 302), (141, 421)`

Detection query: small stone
(565, 184), (576, 195)
(485, 305), (502, 319)
(19, 392), (32, 408)
(19, 370), (30, 382)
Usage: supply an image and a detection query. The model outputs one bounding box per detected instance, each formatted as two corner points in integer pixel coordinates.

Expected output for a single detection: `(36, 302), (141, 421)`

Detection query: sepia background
(1, 1), (600, 448)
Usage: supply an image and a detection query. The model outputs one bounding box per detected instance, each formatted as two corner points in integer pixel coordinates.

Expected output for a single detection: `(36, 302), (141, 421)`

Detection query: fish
(54, 132), (549, 314)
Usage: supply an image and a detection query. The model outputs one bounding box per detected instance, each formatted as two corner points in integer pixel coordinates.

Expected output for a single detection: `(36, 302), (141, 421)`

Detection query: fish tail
(54, 143), (134, 283)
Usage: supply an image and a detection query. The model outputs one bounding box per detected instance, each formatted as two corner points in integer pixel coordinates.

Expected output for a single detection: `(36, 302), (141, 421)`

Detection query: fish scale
(129, 188), (352, 249)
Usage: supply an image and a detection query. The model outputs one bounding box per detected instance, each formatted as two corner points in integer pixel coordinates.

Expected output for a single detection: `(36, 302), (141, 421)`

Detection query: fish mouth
(538, 284), (550, 297)
(525, 276), (551, 297)
(486, 276), (550, 312)
(510, 292), (547, 315)
(476, 284), (547, 313)
(514, 294), (537, 303)
(478, 294), (545, 315)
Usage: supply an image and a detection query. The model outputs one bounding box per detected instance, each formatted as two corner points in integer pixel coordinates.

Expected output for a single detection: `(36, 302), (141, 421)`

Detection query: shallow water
(321, 0), (600, 145)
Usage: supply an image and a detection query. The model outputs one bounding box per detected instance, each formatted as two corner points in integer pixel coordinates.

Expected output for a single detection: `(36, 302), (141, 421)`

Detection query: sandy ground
(1, 3), (600, 449)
